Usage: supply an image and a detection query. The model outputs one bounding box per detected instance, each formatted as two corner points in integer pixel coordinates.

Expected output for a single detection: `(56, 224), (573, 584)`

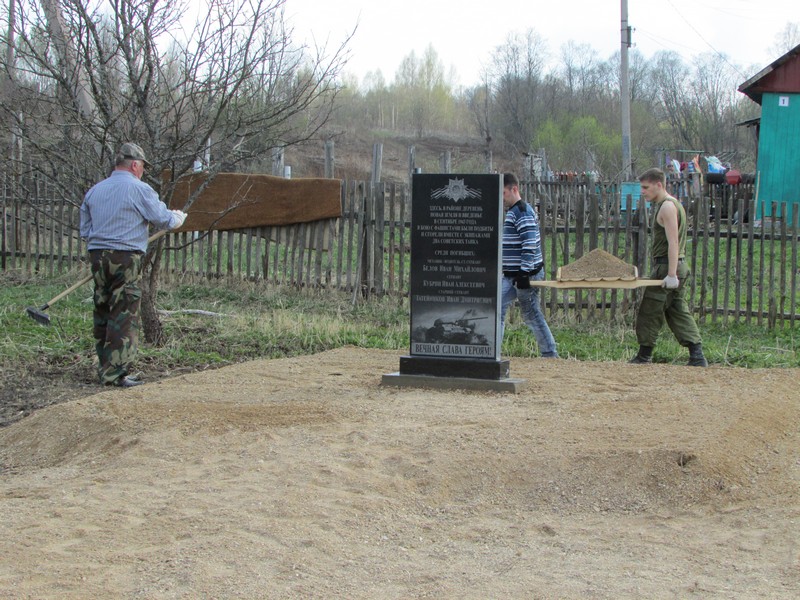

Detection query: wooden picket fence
(529, 179), (798, 328)
(2, 175), (798, 327)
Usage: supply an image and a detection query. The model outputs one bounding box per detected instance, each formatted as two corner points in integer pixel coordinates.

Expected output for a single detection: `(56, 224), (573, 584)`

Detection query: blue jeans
(501, 271), (558, 357)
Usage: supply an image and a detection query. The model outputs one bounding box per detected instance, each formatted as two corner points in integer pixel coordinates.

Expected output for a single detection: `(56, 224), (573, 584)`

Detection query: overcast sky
(284, 0), (796, 87)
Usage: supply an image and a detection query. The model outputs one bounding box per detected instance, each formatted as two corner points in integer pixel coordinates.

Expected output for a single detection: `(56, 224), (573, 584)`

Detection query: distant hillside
(284, 129), (519, 183)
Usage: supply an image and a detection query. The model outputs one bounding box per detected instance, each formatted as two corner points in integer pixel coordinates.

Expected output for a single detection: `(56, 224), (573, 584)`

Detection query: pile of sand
(558, 248), (637, 281)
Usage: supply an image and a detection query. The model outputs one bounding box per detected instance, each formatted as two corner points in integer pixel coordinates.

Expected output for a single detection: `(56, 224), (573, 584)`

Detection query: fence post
(324, 139), (335, 179)
(373, 182), (385, 295)
(634, 194), (648, 275)
(407, 145), (415, 185)
(271, 147), (284, 177)
(1, 176), (6, 271)
(371, 143), (383, 184)
(439, 150), (451, 173)
(353, 183), (370, 301)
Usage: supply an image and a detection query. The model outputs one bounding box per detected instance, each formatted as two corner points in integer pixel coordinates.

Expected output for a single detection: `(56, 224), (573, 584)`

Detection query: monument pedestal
(381, 356), (525, 393)
(399, 355), (509, 379)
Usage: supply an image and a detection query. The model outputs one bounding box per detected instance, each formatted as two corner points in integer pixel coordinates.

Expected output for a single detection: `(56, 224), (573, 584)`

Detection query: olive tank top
(651, 196), (686, 259)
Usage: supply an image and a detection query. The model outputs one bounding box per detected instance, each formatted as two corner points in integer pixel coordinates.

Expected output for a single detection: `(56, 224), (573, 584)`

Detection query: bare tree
(360, 69), (389, 129)
(489, 29), (549, 154)
(559, 41), (606, 116)
(770, 22), (800, 56)
(0, 0), (351, 342)
(392, 45), (453, 138)
(689, 53), (743, 154)
(647, 49), (752, 168)
(465, 70), (493, 162)
(649, 50), (697, 149)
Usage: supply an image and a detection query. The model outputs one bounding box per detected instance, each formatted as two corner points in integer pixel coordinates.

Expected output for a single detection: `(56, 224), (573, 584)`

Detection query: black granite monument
(394, 173), (512, 382)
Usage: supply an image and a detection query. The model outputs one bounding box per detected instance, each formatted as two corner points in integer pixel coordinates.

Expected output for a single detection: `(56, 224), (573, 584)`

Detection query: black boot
(687, 343), (708, 367)
(629, 345), (653, 364)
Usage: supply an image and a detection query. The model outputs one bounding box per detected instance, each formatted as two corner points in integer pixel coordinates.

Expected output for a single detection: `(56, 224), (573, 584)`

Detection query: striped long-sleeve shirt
(502, 200), (543, 274)
(80, 170), (179, 252)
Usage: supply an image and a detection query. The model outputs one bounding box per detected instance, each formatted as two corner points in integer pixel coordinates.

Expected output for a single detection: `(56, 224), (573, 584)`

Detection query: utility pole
(6, 0), (19, 161)
(620, 0), (633, 180)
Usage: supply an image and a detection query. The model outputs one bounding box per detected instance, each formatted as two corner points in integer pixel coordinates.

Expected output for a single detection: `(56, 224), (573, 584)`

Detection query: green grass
(2, 272), (798, 381)
(0, 273), (410, 377)
(536, 318), (798, 367)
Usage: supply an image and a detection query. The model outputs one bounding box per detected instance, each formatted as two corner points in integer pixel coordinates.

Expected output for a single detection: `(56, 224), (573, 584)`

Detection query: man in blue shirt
(500, 173), (558, 358)
(80, 142), (186, 387)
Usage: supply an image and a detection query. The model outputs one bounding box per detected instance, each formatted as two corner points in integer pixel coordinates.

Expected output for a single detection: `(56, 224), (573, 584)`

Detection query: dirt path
(1, 347), (799, 598)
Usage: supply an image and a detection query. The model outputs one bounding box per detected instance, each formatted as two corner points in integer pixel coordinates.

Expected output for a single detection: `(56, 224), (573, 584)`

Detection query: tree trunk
(140, 239), (165, 345)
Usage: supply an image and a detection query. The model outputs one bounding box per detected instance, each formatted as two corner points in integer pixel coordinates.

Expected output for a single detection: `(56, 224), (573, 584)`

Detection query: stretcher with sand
(530, 248), (663, 289)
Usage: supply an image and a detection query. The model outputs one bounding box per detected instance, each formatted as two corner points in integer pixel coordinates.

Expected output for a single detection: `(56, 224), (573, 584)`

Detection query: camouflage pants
(635, 261), (702, 348)
(90, 250), (142, 385)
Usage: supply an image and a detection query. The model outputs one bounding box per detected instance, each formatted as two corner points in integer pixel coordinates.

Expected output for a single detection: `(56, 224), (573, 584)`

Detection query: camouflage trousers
(89, 249), (142, 385)
(634, 261), (702, 348)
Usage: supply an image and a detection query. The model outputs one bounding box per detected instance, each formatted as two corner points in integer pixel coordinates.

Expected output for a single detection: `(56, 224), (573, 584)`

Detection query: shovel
(25, 229), (170, 326)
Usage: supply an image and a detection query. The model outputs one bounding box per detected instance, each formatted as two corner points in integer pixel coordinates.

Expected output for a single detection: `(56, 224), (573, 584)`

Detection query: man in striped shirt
(80, 142), (187, 387)
(500, 173), (558, 358)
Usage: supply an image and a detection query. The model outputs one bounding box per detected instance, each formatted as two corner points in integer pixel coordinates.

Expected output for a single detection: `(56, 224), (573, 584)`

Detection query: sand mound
(559, 248), (638, 281)
(1, 348), (798, 598)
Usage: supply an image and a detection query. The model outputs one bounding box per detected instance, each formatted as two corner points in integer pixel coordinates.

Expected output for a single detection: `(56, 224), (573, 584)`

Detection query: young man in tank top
(630, 168), (708, 367)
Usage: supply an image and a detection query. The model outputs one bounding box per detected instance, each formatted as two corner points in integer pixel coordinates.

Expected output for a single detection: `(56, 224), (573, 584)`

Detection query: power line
(665, 0), (748, 78)
(635, 27), (704, 55)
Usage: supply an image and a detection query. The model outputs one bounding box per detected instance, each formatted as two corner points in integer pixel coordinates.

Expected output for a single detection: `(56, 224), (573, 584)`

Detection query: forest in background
(293, 24), (800, 182)
(1, 3), (798, 188)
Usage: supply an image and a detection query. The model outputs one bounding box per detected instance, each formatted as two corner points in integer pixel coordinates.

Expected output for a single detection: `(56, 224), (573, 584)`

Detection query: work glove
(170, 209), (187, 229)
(662, 275), (680, 289)
(514, 272), (531, 289)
